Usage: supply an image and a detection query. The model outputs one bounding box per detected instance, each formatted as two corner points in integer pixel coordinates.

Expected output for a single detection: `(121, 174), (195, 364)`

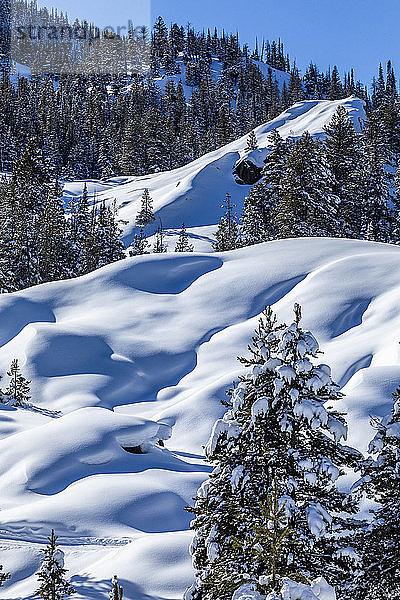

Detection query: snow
(232, 577), (336, 600)
(0, 237), (400, 597)
(62, 97), (366, 251)
(306, 503), (333, 539)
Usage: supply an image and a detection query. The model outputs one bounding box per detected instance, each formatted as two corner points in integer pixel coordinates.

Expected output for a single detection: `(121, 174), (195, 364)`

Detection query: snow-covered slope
(63, 97), (365, 251)
(1, 237), (400, 599)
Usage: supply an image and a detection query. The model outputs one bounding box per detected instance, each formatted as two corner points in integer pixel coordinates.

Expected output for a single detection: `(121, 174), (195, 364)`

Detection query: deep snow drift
(0, 237), (400, 598)
(62, 96), (365, 251)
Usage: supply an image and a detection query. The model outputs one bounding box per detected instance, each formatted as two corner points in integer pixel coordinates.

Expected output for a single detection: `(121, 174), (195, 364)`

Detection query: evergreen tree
(109, 575), (123, 600)
(136, 189), (156, 226)
(92, 200), (125, 268)
(354, 389), (400, 600)
(3, 359), (31, 407)
(242, 130), (289, 245)
(129, 228), (150, 256)
(274, 132), (338, 238)
(214, 193), (239, 251)
(36, 529), (75, 600)
(245, 130), (258, 152)
(153, 225), (168, 253)
(328, 66), (344, 100)
(186, 305), (359, 600)
(0, 564), (9, 588)
(175, 223), (194, 252)
(359, 114), (393, 242)
(324, 106), (362, 237)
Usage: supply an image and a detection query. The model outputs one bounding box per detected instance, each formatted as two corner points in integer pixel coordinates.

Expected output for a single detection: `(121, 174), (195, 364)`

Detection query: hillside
(0, 237), (399, 598)
(62, 96), (365, 251)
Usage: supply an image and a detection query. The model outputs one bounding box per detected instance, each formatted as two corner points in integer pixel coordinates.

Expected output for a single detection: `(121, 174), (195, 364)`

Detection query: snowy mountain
(62, 96), (365, 252)
(0, 236), (400, 599)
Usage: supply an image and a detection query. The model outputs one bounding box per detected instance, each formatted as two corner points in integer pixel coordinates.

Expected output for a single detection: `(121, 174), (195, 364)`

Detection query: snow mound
(0, 236), (400, 598)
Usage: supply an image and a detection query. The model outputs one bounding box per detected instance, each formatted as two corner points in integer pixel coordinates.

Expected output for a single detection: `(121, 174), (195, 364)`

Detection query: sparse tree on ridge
(136, 189), (156, 226)
(3, 359), (31, 407)
(129, 228), (150, 256)
(153, 225), (168, 253)
(175, 223), (194, 252)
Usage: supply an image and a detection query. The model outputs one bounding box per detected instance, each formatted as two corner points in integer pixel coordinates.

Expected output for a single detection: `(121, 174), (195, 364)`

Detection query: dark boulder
(233, 158), (263, 185)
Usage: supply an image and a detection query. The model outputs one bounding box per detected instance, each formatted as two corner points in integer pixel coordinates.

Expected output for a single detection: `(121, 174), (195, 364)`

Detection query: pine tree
(175, 223), (194, 252)
(242, 130), (289, 246)
(129, 229), (150, 256)
(245, 130), (258, 152)
(324, 106), (363, 237)
(36, 530), (75, 600)
(109, 575), (123, 600)
(328, 66), (344, 100)
(213, 193), (239, 251)
(0, 563), (9, 587)
(3, 359), (31, 407)
(186, 305), (359, 600)
(274, 132), (338, 238)
(153, 225), (168, 253)
(92, 200), (125, 268)
(354, 389), (400, 600)
(359, 114), (393, 242)
(136, 189), (156, 226)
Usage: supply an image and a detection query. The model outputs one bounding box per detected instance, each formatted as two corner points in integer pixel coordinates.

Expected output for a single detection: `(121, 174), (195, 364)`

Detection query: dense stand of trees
(215, 79), (400, 249)
(0, 5), (370, 180)
(0, 139), (124, 291)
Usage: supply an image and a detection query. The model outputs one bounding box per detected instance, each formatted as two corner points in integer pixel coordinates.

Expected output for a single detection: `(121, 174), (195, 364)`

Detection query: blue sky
(37, 0), (400, 86)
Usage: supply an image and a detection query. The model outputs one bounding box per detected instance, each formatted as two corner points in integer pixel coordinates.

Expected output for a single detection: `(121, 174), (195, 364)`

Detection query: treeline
(0, 9), (371, 180)
(186, 305), (400, 600)
(215, 88), (400, 250)
(0, 138), (124, 292)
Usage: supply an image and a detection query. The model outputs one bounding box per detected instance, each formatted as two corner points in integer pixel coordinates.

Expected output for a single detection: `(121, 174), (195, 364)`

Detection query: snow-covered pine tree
(213, 193), (239, 251)
(245, 130), (258, 152)
(36, 530), (75, 600)
(153, 225), (168, 253)
(359, 113), (393, 242)
(175, 223), (194, 252)
(136, 189), (156, 226)
(186, 305), (359, 600)
(3, 359), (31, 407)
(67, 183), (93, 276)
(324, 106), (363, 237)
(38, 177), (71, 283)
(274, 132), (338, 238)
(92, 200), (125, 268)
(109, 575), (123, 600)
(129, 229), (150, 256)
(354, 388), (400, 600)
(242, 130), (289, 245)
